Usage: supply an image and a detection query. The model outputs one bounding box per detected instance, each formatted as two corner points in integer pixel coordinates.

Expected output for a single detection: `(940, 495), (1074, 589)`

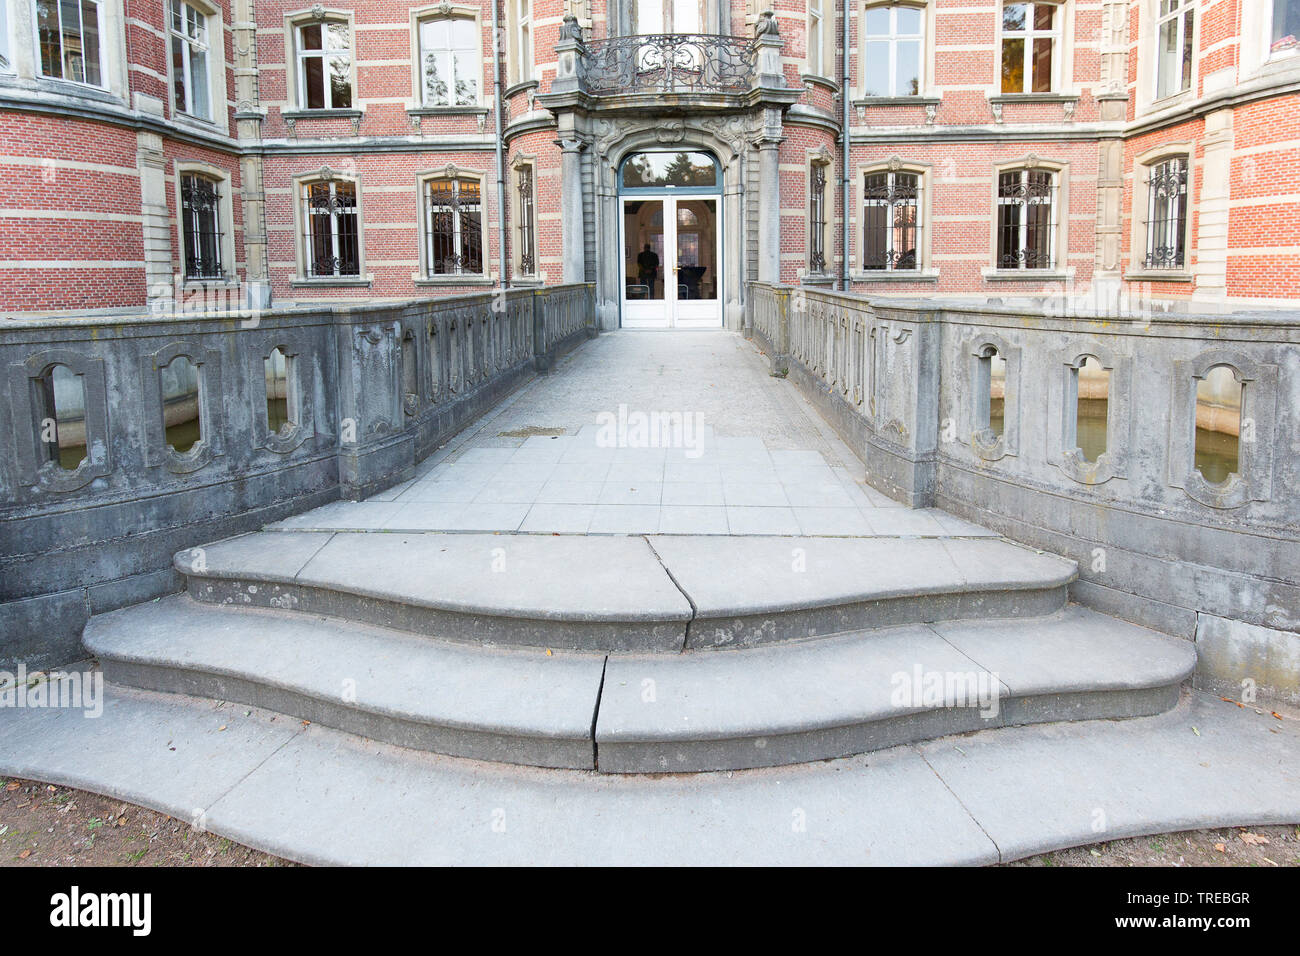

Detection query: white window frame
(169, 0), (212, 121)
(861, 3), (926, 97)
(861, 168), (922, 272)
(1142, 155), (1189, 271)
(1271, 0), (1299, 58)
(514, 0), (532, 85)
(33, 0), (108, 88)
(1155, 0), (1194, 100)
(999, 1), (1060, 94)
(416, 11), (481, 107)
(285, 10), (355, 112)
(807, 0), (824, 77)
(1, 1), (12, 72)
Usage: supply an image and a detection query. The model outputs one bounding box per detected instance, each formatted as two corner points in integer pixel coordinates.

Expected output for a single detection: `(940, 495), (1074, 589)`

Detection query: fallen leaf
(4, 782), (19, 792)
(1191, 726), (1201, 736)
(1239, 832), (1270, 846)
(217, 725), (227, 732)
(18, 849), (31, 859)
(1272, 712), (1284, 720)
(1214, 843), (1226, 853)
(1219, 696), (1244, 708)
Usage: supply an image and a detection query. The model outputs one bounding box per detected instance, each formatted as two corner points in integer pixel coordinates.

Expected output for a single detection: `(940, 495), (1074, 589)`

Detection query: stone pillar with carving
(233, 0), (271, 308)
(558, 133), (587, 284)
(756, 109), (783, 284)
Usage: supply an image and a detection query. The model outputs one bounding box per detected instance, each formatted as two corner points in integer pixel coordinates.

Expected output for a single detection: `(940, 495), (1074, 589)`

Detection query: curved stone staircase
(83, 529), (1196, 776)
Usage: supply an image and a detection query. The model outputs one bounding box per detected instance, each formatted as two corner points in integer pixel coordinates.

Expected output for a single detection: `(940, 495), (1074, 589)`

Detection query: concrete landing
(1, 676), (1294, 865)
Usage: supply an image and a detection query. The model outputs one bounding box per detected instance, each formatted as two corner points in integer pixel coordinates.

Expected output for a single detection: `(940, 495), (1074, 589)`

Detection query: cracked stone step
(177, 531), (695, 652)
(645, 535), (1078, 648)
(83, 595), (607, 770)
(176, 531), (1077, 653)
(594, 606), (1197, 772)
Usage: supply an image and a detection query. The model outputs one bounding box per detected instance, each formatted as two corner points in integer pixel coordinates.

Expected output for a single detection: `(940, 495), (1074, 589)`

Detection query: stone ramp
(175, 531), (1077, 653)
(1, 680), (1294, 865)
(85, 594), (1193, 772)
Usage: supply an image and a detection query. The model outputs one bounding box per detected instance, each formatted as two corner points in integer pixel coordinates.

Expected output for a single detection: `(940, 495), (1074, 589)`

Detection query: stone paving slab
(2, 680), (1296, 865)
(84, 596), (607, 769)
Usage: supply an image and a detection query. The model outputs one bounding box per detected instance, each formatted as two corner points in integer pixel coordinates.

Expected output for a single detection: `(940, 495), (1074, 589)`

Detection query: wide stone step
(83, 596), (607, 770)
(175, 531), (1077, 652)
(84, 597), (1194, 774)
(595, 606), (1197, 772)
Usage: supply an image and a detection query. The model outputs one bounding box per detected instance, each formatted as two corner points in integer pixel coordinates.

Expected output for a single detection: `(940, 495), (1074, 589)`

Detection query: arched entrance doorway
(619, 150), (723, 329)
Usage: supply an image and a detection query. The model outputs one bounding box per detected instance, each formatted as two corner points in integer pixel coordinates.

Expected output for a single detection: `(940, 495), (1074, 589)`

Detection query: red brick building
(1, 0), (1296, 320)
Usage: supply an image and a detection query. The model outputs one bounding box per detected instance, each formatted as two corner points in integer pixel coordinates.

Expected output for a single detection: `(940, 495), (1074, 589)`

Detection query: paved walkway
(1, 676), (1295, 865)
(271, 331), (985, 537)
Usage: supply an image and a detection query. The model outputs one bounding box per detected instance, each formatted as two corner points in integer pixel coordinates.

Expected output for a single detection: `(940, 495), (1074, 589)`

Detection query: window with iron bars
(1144, 156), (1188, 269)
(180, 173), (223, 280)
(863, 171), (919, 271)
(809, 162), (828, 273)
(517, 165), (537, 276)
(996, 168), (1055, 270)
(424, 177), (484, 276)
(302, 179), (360, 277)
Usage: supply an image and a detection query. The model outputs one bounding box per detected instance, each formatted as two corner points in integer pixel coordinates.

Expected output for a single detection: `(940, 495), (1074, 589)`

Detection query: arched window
(419, 15), (480, 106)
(863, 4), (925, 97)
(294, 16), (353, 109)
(1143, 155), (1188, 269)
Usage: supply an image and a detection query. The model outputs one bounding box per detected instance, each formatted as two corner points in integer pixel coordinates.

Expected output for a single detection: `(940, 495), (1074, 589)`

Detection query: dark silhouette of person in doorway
(636, 244), (660, 294)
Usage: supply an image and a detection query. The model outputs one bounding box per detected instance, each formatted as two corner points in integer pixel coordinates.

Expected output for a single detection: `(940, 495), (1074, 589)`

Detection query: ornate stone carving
(755, 10), (779, 37)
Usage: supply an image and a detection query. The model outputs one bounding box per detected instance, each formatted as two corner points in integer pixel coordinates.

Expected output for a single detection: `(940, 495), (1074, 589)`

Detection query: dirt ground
(1, 774), (1295, 866)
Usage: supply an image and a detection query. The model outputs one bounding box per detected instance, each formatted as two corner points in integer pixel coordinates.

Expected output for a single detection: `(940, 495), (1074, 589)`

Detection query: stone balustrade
(748, 281), (1300, 700)
(0, 284), (596, 670)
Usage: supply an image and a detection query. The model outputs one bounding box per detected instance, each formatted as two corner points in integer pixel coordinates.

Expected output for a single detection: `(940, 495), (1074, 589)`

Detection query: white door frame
(620, 193), (723, 329)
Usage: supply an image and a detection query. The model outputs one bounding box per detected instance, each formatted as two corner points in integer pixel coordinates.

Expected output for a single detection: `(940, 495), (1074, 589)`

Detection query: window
(863, 171), (919, 270)
(996, 168), (1055, 269)
(1143, 156), (1188, 269)
(36, 0), (104, 86)
(1272, 0), (1298, 55)
(301, 179), (360, 277)
(1195, 365), (1241, 485)
(1156, 0), (1193, 99)
(419, 15), (479, 106)
(634, 0), (700, 33)
(809, 162), (827, 273)
(296, 19), (352, 109)
(424, 176), (484, 276)
(808, 0), (824, 76)
(1, 2), (11, 72)
(1001, 1), (1057, 94)
(34, 364), (87, 471)
(863, 5), (923, 97)
(170, 1), (211, 120)
(515, 0), (532, 84)
(180, 172), (224, 279)
(516, 164), (536, 275)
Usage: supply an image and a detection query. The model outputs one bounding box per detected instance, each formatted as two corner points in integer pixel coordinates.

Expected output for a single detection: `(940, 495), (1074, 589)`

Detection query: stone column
(558, 135), (587, 284)
(1196, 109), (1235, 300)
(136, 132), (173, 306)
(756, 141), (781, 283)
(233, 0), (271, 309)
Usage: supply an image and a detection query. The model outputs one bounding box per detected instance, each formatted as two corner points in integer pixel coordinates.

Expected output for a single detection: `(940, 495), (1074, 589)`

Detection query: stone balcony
(541, 15), (799, 115)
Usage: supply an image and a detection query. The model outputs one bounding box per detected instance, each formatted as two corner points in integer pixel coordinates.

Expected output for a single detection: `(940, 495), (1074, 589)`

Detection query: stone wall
(748, 280), (1300, 703)
(0, 284), (596, 672)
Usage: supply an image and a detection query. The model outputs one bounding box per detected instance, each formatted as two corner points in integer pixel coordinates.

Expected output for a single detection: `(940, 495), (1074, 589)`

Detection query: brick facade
(1, 0), (1297, 316)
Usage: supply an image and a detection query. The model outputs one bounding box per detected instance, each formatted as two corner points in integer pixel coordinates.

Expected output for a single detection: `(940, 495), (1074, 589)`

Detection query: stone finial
(559, 13), (584, 43)
(755, 10), (779, 38)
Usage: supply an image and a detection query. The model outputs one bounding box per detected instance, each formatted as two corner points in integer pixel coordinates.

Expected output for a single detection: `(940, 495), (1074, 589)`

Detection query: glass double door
(621, 196), (721, 329)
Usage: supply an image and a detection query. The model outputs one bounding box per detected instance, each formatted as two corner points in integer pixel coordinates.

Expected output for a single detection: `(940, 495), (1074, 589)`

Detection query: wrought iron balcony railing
(580, 33), (757, 96)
